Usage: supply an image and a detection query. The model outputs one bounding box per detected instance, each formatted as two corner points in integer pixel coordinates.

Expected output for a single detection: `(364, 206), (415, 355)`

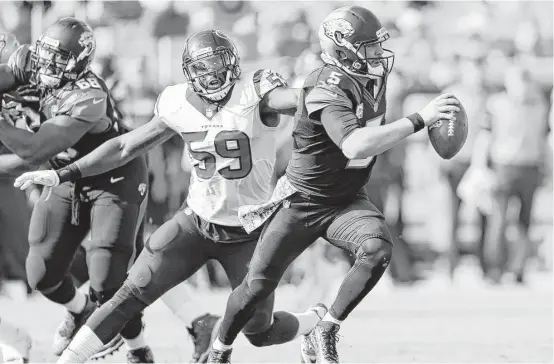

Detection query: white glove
(14, 170), (60, 200)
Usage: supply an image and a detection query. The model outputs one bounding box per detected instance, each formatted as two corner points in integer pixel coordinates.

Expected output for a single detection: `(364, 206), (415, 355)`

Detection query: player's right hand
(14, 169), (60, 196)
(419, 93), (460, 126)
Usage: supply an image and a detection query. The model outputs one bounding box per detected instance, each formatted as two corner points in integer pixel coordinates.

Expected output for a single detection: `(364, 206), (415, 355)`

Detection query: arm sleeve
(56, 89), (107, 123)
(320, 103), (361, 148)
(253, 69), (288, 99)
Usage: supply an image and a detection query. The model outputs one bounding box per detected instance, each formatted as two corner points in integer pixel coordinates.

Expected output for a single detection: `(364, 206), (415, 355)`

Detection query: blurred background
(0, 0), (552, 303)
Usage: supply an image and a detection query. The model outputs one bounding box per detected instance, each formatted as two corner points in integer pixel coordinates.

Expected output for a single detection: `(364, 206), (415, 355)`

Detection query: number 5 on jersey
(181, 130), (253, 180)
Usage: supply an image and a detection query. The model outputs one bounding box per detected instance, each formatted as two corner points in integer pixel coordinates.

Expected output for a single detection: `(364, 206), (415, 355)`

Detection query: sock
(212, 338), (232, 352)
(57, 326), (103, 363)
(124, 330), (147, 351)
(293, 305), (327, 338)
(322, 312), (343, 326)
(63, 290), (87, 314)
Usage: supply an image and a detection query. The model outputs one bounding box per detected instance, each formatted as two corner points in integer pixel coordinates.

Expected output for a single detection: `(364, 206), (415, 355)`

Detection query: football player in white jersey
(15, 30), (327, 363)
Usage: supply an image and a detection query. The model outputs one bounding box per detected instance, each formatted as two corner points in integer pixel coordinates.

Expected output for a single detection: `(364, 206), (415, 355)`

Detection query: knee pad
(120, 313), (144, 340)
(356, 238), (393, 268)
(246, 277), (279, 301)
(25, 251), (46, 290)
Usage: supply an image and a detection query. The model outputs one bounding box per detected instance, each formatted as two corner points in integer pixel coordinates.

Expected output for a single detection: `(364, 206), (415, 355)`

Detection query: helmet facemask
(182, 48), (240, 102)
(31, 35), (93, 89)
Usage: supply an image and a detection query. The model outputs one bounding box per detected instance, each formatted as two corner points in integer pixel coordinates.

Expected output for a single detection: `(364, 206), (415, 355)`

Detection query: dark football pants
(85, 203), (275, 345)
(218, 190), (393, 345)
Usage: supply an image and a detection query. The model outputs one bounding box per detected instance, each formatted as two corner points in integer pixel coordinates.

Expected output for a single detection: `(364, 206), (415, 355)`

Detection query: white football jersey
(155, 69), (286, 226)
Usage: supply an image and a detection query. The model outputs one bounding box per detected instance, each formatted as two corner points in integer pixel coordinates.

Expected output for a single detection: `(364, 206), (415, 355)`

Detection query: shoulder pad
(57, 88), (108, 122)
(305, 65), (361, 105)
(155, 83), (187, 118)
(252, 69), (287, 99)
(7, 44), (32, 85)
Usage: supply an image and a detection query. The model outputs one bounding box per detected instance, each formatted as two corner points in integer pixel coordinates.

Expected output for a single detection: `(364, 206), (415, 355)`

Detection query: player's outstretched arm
(260, 87), (300, 116)
(338, 94), (460, 159)
(14, 117), (175, 190)
(71, 116), (174, 179)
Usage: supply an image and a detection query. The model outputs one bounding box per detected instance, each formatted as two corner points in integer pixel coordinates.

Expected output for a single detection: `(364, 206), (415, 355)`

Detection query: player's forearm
(0, 153), (38, 176)
(0, 121), (37, 161)
(0, 65), (17, 93)
(343, 117), (416, 159)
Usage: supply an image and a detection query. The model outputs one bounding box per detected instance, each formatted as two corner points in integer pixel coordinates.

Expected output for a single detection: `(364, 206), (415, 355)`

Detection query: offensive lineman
(16, 30), (327, 363)
(205, 6), (461, 363)
(0, 18), (148, 362)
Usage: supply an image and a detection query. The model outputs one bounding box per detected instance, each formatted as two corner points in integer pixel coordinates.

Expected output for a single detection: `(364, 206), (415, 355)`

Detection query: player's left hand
(14, 170), (60, 200)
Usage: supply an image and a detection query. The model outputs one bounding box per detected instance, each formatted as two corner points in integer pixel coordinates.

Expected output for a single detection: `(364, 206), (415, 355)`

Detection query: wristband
(407, 113), (425, 133)
(56, 163), (82, 183)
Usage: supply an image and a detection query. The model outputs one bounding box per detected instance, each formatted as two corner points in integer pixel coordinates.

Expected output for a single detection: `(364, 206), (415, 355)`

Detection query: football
(427, 97), (468, 160)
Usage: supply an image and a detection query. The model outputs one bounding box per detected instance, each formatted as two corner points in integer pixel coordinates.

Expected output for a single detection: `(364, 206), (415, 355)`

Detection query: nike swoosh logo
(92, 98), (104, 104)
(110, 176), (125, 184)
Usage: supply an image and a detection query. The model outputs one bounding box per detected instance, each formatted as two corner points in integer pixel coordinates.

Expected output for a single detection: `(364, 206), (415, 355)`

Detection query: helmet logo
(77, 31), (95, 62)
(322, 18), (355, 46)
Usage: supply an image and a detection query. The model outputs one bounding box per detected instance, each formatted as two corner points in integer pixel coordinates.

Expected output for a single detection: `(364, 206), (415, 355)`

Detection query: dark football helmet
(181, 30), (241, 101)
(0, 32), (20, 64)
(318, 6), (394, 81)
(31, 17), (96, 89)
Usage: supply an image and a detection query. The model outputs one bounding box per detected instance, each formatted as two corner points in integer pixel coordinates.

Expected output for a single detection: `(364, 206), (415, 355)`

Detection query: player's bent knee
(246, 277), (278, 300)
(357, 238), (393, 267)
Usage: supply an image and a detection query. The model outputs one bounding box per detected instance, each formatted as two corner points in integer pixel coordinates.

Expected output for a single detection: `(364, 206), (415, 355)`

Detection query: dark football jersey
(286, 64), (387, 202)
(7, 45), (123, 170)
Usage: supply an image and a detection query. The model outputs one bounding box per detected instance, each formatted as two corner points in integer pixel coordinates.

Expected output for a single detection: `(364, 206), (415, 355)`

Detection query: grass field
(0, 264), (551, 363)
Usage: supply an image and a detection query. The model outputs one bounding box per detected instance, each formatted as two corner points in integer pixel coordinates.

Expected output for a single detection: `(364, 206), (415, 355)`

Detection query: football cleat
(187, 313), (221, 363)
(89, 333), (125, 361)
(300, 303), (328, 363)
(126, 346), (155, 364)
(206, 347), (232, 364)
(309, 322), (340, 363)
(52, 295), (96, 356)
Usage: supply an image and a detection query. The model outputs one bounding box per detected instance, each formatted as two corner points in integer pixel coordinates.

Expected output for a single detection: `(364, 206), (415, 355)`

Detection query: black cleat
(126, 346), (155, 363)
(52, 295), (96, 356)
(310, 322), (340, 363)
(206, 347), (232, 364)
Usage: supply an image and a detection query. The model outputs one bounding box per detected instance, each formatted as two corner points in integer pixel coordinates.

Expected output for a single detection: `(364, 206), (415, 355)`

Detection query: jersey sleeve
(305, 83), (354, 117)
(154, 84), (187, 133)
(253, 69), (288, 100)
(7, 44), (32, 86)
(56, 88), (107, 123)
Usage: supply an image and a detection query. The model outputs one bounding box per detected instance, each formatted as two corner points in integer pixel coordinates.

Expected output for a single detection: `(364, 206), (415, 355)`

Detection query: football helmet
(318, 6), (394, 80)
(182, 30), (241, 101)
(0, 32), (20, 64)
(31, 17), (96, 89)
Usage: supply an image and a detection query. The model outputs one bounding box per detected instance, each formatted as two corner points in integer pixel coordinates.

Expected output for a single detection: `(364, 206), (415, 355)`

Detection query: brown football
(428, 97), (468, 160)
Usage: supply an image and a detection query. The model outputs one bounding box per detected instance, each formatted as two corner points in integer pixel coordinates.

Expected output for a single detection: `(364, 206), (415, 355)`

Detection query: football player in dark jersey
(0, 18), (150, 362)
(207, 6), (460, 363)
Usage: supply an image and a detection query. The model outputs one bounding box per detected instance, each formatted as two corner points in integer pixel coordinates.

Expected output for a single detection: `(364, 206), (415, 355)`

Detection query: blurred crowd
(0, 0), (552, 300)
